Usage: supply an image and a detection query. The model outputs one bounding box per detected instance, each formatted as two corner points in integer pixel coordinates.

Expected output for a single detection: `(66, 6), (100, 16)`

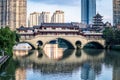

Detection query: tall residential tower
(40, 11), (51, 23)
(113, 0), (120, 25)
(29, 12), (41, 27)
(0, 0), (26, 30)
(81, 0), (96, 24)
(51, 10), (64, 23)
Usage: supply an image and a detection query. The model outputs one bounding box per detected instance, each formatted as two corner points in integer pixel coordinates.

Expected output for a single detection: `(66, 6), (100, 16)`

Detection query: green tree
(103, 27), (115, 49)
(0, 27), (20, 55)
(103, 27), (120, 49)
(114, 29), (120, 44)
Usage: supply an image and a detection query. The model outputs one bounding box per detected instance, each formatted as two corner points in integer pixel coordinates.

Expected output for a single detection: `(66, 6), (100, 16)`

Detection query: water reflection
(75, 49), (81, 57)
(43, 44), (64, 60)
(13, 49), (105, 74)
(13, 50), (31, 57)
(104, 50), (120, 80)
(81, 63), (95, 80)
(15, 68), (26, 80)
(2, 48), (120, 80)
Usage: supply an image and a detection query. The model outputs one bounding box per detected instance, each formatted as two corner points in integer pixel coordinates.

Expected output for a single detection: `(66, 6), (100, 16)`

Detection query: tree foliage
(103, 27), (120, 48)
(0, 27), (20, 55)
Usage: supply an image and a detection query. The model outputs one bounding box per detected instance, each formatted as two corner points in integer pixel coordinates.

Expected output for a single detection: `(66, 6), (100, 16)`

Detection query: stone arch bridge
(20, 35), (105, 49)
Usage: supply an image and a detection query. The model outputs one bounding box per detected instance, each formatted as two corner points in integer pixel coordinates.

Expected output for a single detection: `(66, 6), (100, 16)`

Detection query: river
(0, 48), (120, 80)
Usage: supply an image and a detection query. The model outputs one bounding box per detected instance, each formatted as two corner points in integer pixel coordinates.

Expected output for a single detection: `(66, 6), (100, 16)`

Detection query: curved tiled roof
(41, 23), (78, 28)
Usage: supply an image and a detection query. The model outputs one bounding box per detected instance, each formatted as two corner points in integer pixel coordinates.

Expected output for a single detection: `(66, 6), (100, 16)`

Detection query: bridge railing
(20, 34), (104, 41)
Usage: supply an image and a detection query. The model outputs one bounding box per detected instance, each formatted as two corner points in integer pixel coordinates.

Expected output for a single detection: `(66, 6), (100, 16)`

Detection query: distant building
(92, 13), (104, 28)
(113, 0), (120, 25)
(104, 22), (112, 28)
(71, 22), (87, 29)
(51, 10), (64, 23)
(17, 23), (103, 40)
(81, 0), (96, 24)
(0, 0), (26, 30)
(40, 12), (51, 23)
(29, 12), (41, 27)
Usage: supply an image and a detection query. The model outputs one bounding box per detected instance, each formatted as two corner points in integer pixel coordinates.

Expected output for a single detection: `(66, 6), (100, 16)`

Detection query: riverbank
(111, 45), (120, 51)
(0, 56), (9, 69)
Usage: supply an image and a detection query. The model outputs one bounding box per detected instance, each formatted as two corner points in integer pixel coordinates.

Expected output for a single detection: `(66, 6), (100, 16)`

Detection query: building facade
(81, 0), (96, 24)
(51, 10), (64, 23)
(92, 13), (104, 28)
(0, 0), (26, 30)
(40, 12), (50, 23)
(29, 12), (41, 27)
(113, 0), (120, 25)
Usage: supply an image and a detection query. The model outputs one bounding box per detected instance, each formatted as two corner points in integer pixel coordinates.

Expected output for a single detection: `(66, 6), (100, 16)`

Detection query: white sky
(27, 0), (113, 23)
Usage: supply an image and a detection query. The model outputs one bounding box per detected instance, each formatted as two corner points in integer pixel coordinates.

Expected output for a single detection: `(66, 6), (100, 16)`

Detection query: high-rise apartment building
(113, 0), (120, 25)
(28, 11), (51, 27)
(29, 12), (41, 27)
(0, 0), (26, 30)
(81, 0), (96, 24)
(40, 11), (50, 23)
(51, 10), (64, 23)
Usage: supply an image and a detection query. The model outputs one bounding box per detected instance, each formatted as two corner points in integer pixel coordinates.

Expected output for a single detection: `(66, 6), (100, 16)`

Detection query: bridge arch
(20, 35), (105, 49)
(37, 40), (43, 46)
(43, 37), (75, 49)
(17, 41), (36, 49)
(83, 41), (104, 49)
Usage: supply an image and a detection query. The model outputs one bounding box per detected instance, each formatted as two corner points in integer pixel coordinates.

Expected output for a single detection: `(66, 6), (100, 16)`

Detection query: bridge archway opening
(37, 40), (43, 46)
(58, 38), (75, 49)
(83, 41), (104, 49)
(75, 41), (82, 49)
(45, 38), (75, 49)
(17, 42), (35, 49)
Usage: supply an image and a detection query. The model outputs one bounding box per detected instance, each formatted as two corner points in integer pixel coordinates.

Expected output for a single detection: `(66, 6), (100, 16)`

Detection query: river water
(0, 49), (120, 80)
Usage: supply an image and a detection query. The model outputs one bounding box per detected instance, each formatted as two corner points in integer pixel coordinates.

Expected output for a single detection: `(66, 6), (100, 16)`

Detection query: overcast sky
(27, 0), (112, 23)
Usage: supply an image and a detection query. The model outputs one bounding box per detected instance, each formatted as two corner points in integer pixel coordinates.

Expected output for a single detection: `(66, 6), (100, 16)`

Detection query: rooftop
(41, 23), (79, 28)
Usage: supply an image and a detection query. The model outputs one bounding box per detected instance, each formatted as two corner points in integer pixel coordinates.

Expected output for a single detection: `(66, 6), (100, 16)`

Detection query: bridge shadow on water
(83, 49), (104, 56)
(61, 49), (74, 60)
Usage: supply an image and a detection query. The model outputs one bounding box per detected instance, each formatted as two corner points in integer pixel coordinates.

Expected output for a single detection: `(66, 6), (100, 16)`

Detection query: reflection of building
(0, 0), (26, 30)
(13, 50), (29, 57)
(81, 63), (96, 80)
(51, 10), (64, 23)
(15, 68), (26, 80)
(113, 0), (120, 25)
(44, 44), (63, 60)
(81, 0), (96, 24)
(113, 66), (120, 80)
